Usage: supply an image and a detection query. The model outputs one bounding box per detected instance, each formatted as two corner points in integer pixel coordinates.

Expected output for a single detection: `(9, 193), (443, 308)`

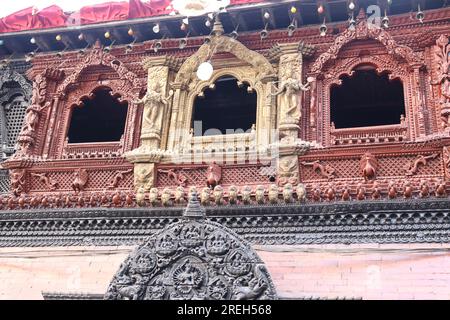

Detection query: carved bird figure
(72, 169), (88, 194)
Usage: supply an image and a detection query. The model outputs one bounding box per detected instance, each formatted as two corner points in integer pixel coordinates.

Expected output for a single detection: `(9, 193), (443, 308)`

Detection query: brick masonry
(0, 244), (450, 300)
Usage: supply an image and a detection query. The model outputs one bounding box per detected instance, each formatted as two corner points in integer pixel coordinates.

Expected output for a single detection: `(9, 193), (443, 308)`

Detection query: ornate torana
(104, 192), (277, 300)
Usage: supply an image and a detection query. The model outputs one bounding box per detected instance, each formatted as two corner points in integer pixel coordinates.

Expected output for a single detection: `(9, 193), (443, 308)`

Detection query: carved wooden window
(0, 83), (28, 159)
(191, 76), (257, 137)
(330, 66), (405, 129)
(67, 87), (128, 143)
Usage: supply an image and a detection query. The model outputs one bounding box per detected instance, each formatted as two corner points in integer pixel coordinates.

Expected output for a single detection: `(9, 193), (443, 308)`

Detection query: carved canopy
(105, 193), (278, 300)
(310, 19), (423, 74)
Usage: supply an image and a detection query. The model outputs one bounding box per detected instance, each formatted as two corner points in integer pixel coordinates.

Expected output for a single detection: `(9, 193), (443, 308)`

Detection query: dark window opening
(330, 67), (405, 129)
(67, 87), (128, 143)
(192, 76), (257, 137)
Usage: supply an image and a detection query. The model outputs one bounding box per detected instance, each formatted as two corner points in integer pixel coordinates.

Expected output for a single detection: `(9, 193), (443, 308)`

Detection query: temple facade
(0, 0), (449, 300)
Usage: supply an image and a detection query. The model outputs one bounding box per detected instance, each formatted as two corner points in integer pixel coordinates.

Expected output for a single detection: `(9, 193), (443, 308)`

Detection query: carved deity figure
(31, 173), (58, 191)
(271, 68), (312, 122)
(10, 169), (26, 196)
(23, 101), (50, 133)
(136, 82), (173, 129)
(434, 35), (450, 130)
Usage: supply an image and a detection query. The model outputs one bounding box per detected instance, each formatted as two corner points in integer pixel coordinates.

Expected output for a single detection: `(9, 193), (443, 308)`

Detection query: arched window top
(192, 76), (257, 137)
(67, 87), (128, 143)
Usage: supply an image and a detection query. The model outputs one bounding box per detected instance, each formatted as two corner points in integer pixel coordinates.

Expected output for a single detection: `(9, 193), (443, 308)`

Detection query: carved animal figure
(107, 169), (133, 189)
(302, 160), (336, 180)
(228, 186), (238, 205)
(283, 183), (294, 203)
(213, 185), (224, 206)
(268, 185), (279, 204)
(255, 185), (265, 204)
(158, 169), (188, 187)
(10, 169), (26, 196)
(360, 153), (378, 182)
(72, 169), (88, 194)
(207, 163), (222, 189)
(404, 154), (439, 176)
(241, 186), (252, 205)
(296, 184), (307, 202)
(31, 173), (59, 191)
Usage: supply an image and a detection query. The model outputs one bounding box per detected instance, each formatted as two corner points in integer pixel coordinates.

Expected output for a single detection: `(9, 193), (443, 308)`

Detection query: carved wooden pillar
(126, 56), (177, 191)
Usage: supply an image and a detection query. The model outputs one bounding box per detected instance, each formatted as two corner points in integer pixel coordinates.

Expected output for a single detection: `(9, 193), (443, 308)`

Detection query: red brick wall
(0, 244), (449, 300)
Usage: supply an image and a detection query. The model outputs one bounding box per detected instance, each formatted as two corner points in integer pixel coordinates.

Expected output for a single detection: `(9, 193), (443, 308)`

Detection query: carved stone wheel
(104, 192), (278, 300)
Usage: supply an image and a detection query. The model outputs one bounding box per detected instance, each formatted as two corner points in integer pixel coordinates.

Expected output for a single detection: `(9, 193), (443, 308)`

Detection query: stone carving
(104, 193), (277, 300)
(388, 181), (398, 199)
(360, 153), (378, 182)
(403, 154), (439, 176)
(200, 187), (211, 206)
(255, 185), (265, 205)
(278, 156), (299, 186)
(149, 188), (159, 206)
(283, 183), (294, 203)
(272, 67), (312, 124)
(433, 35), (450, 131)
(175, 186), (186, 205)
(136, 187), (146, 207)
(302, 160), (337, 180)
(136, 83), (173, 130)
(107, 169), (133, 189)
(134, 165), (155, 192)
(161, 188), (172, 207)
(228, 186), (238, 205)
(213, 185), (224, 206)
(206, 163), (222, 189)
(296, 184), (306, 202)
(268, 184), (279, 204)
(435, 179), (447, 197)
(10, 169), (26, 196)
(31, 173), (58, 191)
(72, 169), (88, 194)
(158, 169), (188, 187)
(444, 147), (450, 180)
(241, 186), (252, 205)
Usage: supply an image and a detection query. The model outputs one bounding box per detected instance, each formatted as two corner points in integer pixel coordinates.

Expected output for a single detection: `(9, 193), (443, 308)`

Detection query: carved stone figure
(371, 182), (381, 200)
(278, 156), (299, 186)
(443, 146), (450, 180)
(404, 154), (439, 176)
(200, 187), (211, 206)
(72, 169), (88, 194)
(213, 185), (224, 206)
(228, 185), (238, 205)
(271, 68), (311, 123)
(241, 186), (252, 205)
(207, 163), (222, 189)
(136, 83), (173, 130)
(312, 184), (321, 202)
(134, 165), (155, 192)
(403, 181), (413, 199)
(360, 153), (379, 182)
(10, 169), (26, 196)
(175, 186), (186, 205)
(326, 183), (335, 202)
(283, 183), (294, 204)
(149, 188), (159, 206)
(341, 185), (351, 201)
(302, 160), (336, 180)
(296, 184), (307, 202)
(356, 183), (366, 201)
(268, 184), (279, 204)
(255, 185), (265, 205)
(388, 181), (397, 199)
(105, 192), (277, 300)
(107, 169), (133, 189)
(420, 180), (430, 198)
(161, 188), (172, 207)
(435, 179), (446, 197)
(31, 173), (58, 191)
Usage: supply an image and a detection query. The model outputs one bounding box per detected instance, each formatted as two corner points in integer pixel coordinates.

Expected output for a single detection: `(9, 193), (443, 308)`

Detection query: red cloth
(230, 0), (265, 5)
(79, 1), (129, 25)
(129, 0), (172, 19)
(0, 5), (67, 33)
